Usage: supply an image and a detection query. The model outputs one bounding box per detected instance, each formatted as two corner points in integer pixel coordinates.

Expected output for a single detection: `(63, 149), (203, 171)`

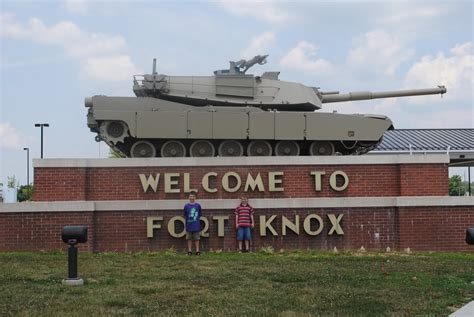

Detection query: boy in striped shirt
(234, 195), (254, 253)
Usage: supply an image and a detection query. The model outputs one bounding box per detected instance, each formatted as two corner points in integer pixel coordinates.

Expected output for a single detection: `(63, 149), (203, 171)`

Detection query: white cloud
(279, 41), (334, 75)
(347, 29), (415, 76)
(0, 122), (24, 149)
(1, 14), (125, 58)
(63, 0), (89, 14)
(241, 31), (275, 59)
(405, 42), (474, 99)
(0, 13), (139, 82)
(81, 55), (141, 81)
(217, 0), (290, 24)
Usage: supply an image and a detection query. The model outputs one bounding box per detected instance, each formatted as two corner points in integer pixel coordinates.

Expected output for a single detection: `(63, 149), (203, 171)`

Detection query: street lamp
(34, 123), (49, 159)
(23, 147), (29, 185)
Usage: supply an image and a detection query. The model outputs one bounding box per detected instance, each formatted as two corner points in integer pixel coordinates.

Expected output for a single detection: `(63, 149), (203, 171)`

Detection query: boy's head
(188, 191), (197, 203)
(240, 195), (248, 205)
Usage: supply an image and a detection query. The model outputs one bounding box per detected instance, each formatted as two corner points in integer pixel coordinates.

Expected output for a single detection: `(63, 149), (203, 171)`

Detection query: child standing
(234, 196), (254, 253)
(184, 191), (202, 255)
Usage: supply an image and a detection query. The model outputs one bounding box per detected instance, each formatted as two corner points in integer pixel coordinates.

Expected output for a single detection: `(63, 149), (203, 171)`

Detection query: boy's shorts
(186, 231), (201, 240)
(237, 226), (252, 241)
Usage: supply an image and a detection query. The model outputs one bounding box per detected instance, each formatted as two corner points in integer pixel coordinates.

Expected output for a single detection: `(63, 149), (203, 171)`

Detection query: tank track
(97, 131), (382, 158)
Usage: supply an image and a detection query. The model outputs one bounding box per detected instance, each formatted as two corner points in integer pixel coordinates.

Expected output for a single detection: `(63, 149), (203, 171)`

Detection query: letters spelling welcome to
(139, 170), (349, 193)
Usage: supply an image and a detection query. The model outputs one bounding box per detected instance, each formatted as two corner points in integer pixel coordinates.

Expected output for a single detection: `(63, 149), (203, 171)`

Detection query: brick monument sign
(1, 155), (473, 252)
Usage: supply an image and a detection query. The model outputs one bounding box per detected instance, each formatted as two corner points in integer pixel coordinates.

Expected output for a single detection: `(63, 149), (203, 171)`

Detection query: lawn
(0, 250), (473, 316)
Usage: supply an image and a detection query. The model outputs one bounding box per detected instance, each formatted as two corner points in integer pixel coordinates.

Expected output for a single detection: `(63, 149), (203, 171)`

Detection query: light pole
(34, 123), (49, 159)
(23, 147), (29, 185)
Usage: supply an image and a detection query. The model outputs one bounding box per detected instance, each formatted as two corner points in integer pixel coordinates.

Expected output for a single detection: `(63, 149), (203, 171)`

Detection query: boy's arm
(251, 213), (255, 228)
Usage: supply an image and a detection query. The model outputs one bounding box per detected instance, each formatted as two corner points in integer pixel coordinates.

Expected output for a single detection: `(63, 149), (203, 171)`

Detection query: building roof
(376, 129), (474, 151)
(372, 129), (474, 165)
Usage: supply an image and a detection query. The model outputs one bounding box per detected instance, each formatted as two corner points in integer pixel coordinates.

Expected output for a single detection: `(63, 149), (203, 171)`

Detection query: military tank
(85, 55), (447, 157)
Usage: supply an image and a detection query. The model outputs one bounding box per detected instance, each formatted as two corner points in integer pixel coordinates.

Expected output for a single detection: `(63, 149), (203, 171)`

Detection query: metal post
(34, 123), (49, 159)
(469, 166), (472, 196)
(23, 148), (29, 185)
(68, 245), (78, 279)
(40, 126), (43, 159)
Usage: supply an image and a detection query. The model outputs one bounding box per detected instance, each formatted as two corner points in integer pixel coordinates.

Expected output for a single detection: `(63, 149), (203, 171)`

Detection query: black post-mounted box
(61, 226), (88, 245)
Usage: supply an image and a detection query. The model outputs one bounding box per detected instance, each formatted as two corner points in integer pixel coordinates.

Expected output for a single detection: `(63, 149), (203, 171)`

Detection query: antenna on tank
(152, 58), (157, 75)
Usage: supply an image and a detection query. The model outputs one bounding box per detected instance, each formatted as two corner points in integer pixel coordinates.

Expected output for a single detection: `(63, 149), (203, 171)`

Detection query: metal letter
(200, 217), (209, 238)
(167, 216), (186, 238)
(202, 172), (218, 193)
(139, 174), (160, 193)
(183, 173), (197, 193)
(260, 215), (278, 236)
(329, 170), (349, 191)
(222, 171), (241, 193)
(164, 173), (180, 193)
(268, 172), (284, 192)
(244, 173), (264, 192)
(213, 216), (229, 237)
(328, 214), (344, 235)
(303, 214), (324, 236)
(282, 215), (300, 236)
(310, 171), (325, 191)
(146, 216), (163, 238)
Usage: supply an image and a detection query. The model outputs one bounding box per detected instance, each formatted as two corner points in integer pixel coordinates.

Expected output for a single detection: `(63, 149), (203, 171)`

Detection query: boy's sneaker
(238, 250), (242, 253)
(195, 252), (201, 256)
(187, 251), (193, 256)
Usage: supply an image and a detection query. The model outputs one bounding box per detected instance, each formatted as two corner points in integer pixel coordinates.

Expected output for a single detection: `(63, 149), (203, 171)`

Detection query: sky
(0, 0), (473, 186)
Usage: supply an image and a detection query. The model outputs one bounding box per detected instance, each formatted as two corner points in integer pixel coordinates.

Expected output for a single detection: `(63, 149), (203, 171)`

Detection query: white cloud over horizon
(347, 29), (415, 76)
(80, 55), (141, 81)
(405, 42), (474, 100)
(279, 41), (335, 75)
(0, 12), (139, 83)
(0, 122), (25, 150)
(240, 31), (276, 59)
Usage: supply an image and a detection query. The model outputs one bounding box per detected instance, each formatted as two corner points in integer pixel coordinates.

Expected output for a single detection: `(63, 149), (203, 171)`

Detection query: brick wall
(6, 157), (468, 253)
(33, 163), (448, 201)
(1, 206), (472, 252)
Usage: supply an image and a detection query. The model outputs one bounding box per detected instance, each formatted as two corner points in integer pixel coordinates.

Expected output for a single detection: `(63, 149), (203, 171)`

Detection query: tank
(85, 55), (447, 157)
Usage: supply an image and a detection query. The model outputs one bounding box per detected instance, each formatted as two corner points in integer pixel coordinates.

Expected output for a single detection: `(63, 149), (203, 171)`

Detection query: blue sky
(1, 0), (473, 186)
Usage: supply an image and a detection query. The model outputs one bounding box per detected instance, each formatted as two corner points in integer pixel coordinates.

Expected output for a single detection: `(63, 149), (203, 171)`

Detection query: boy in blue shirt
(183, 191), (202, 255)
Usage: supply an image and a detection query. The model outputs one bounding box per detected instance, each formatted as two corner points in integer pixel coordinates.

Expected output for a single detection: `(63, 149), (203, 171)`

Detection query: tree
(7, 175), (18, 188)
(17, 184), (33, 202)
(449, 175), (466, 196)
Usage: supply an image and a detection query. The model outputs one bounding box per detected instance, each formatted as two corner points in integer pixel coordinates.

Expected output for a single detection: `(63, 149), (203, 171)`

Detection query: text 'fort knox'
(147, 213), (344, 238)
(139, 170), (349, 194)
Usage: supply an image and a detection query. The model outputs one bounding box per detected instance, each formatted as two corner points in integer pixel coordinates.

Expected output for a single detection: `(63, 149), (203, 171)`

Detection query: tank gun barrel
(321, 86), (447, 103)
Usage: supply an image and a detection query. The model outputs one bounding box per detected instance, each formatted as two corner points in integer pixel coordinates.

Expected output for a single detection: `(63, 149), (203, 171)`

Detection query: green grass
(0, 251), (473, 316)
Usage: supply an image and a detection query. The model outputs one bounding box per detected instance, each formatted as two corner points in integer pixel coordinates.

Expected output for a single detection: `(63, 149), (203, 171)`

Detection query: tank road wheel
(100, 121), (129, 144)
(218, 140), (244, 157)
(309, 141), (335, 156)
(275, 141), (300, 156)
(130, 140), (156, 158)
(247, 140), (272, 156)
(190, 140), (215, 157)
(161, 140), (186, 157)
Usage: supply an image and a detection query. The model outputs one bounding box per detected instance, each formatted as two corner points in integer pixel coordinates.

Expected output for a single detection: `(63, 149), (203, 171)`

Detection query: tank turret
(86, 55), (447, 158)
